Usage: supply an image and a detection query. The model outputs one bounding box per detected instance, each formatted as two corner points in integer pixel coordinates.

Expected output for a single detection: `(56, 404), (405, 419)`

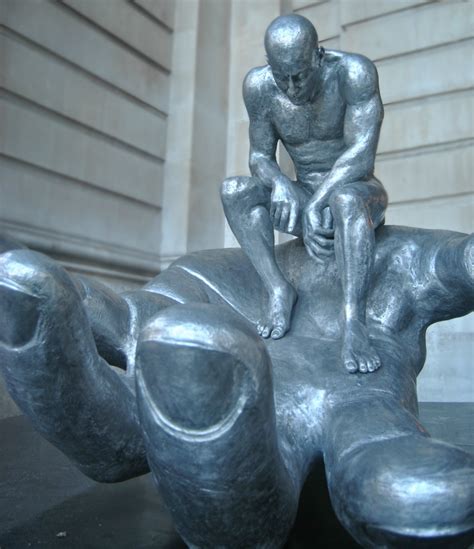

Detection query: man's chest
(270, 80), (345, 145)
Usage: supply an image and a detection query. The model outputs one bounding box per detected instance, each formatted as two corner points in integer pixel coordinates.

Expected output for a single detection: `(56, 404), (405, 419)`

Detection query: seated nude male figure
(222, 14), (388, 373)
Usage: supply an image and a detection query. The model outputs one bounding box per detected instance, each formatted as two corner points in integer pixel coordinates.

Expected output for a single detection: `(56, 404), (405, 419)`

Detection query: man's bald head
(264, 14), (319, 70)
(264, 15), (322, 105)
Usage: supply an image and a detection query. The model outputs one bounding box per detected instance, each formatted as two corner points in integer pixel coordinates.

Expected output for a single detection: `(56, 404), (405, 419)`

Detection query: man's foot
(257, 283), (297, 340)
(342, 318), (381, 373)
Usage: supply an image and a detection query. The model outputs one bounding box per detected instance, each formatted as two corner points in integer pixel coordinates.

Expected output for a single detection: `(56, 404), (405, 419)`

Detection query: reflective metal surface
(1, 226), (473, 547)
(223, 14), (387, 376)
(0, 13), (473, 549)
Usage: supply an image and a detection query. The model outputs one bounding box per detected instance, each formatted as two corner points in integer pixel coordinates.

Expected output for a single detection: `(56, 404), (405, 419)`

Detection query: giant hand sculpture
(0, 227), (473, 548)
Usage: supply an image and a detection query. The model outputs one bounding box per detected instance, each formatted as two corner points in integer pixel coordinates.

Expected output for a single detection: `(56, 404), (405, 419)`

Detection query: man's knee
(329, 186), (365, 219)
(220, 176), (254, 205)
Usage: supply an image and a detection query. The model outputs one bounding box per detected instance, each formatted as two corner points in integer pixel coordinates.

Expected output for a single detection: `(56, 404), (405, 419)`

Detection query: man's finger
(288, 204), (298, 233)
(310, 233), (334, 249)
(304, 240), (325, 263)
(273, 203), (283, 227)
(322, 206), (333, 231)
(308, 237), (333, 257)
(312, 225), (334, 238)
(270, 200), (276, 219)
(306, 236), (333, 258)
(311, 243), (334, 257)
(279, 205), (290, 231)
(304, 235), (321, 256)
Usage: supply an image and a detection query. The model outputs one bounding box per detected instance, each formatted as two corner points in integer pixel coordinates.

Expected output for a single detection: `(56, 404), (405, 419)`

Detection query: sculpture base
(1, 404), (472, 548)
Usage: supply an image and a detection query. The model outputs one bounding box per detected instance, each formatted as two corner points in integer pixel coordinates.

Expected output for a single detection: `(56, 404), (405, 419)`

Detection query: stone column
(160, 0), (200, 269)
(224, 0), (282, 247)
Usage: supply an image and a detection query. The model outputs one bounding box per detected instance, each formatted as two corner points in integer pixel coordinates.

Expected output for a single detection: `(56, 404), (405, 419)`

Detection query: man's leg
(329, 179), (388, 373)
(323, 393), (474, 547)
(221, 176), (302, 339)
(136, 303), (301, 547)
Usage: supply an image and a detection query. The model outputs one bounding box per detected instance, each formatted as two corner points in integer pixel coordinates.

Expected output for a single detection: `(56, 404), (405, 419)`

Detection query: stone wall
(0, 0), (176, 417)
(0, 0), (175, 289)
(0, 0), (472, 418)
(159, 0), (231, 266)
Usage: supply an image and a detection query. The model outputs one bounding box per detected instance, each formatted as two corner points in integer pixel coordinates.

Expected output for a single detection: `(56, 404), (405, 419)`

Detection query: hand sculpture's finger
(136, 304), (299, 548)
(0, 250), (148, 482)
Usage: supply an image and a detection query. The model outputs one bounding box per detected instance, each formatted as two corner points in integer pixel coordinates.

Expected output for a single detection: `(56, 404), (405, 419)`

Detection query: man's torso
(254, 50), (377, 189)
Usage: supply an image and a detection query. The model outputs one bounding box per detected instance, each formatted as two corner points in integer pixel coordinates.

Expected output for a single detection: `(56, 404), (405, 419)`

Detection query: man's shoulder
(243, 66), (275, 104)
(327, 50), (379, 102)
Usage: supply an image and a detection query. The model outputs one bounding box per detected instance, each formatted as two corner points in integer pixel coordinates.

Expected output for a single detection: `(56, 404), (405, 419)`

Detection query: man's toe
(367, 360), (376, 372)
(271, 325), (285, 340)
(345, 358), (358, 373)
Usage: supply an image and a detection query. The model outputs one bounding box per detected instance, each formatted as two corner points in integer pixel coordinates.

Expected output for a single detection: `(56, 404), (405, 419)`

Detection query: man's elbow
(249, 152), (267, 177)
(249, 154), (258, 177)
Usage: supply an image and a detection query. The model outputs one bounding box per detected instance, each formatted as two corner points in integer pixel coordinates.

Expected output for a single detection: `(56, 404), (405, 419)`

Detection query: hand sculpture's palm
(0, 227), (473, 548)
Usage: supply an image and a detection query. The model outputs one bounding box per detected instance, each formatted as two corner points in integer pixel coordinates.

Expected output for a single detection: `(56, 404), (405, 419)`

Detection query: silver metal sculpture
(0, 14), (473, 549)
(223, 14), (387, 375)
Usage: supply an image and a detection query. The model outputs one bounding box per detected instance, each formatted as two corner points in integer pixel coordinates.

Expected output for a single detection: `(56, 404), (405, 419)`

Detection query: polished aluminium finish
(1, 227), (473, 548)
(222, 14), (387, 374)
(1, 13), (474, 549)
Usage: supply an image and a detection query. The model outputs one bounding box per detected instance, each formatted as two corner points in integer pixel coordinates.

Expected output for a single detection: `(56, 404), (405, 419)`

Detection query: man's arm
(244, 68), (280, 188)
(244, 68), (301, 233)
(308, 55), (383, 208)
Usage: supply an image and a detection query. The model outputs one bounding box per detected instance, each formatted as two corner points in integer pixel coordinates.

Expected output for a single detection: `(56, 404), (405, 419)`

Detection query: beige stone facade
(0, 0), (472, 416)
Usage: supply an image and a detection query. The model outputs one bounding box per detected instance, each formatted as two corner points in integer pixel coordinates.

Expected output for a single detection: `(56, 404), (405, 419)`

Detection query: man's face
(268, 48), (319, 106)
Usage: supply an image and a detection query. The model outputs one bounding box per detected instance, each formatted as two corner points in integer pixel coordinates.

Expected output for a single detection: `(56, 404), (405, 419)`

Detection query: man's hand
(270, 178), (300, 233)
(303, 199), (334, 261)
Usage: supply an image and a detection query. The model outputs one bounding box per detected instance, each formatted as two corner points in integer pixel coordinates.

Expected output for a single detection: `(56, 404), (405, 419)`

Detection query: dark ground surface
(0, 403), (472, 549)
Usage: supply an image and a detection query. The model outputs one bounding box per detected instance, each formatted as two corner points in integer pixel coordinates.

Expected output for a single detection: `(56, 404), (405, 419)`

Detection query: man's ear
(318, 46), (325, 62)
(311, 47), (324, 68)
